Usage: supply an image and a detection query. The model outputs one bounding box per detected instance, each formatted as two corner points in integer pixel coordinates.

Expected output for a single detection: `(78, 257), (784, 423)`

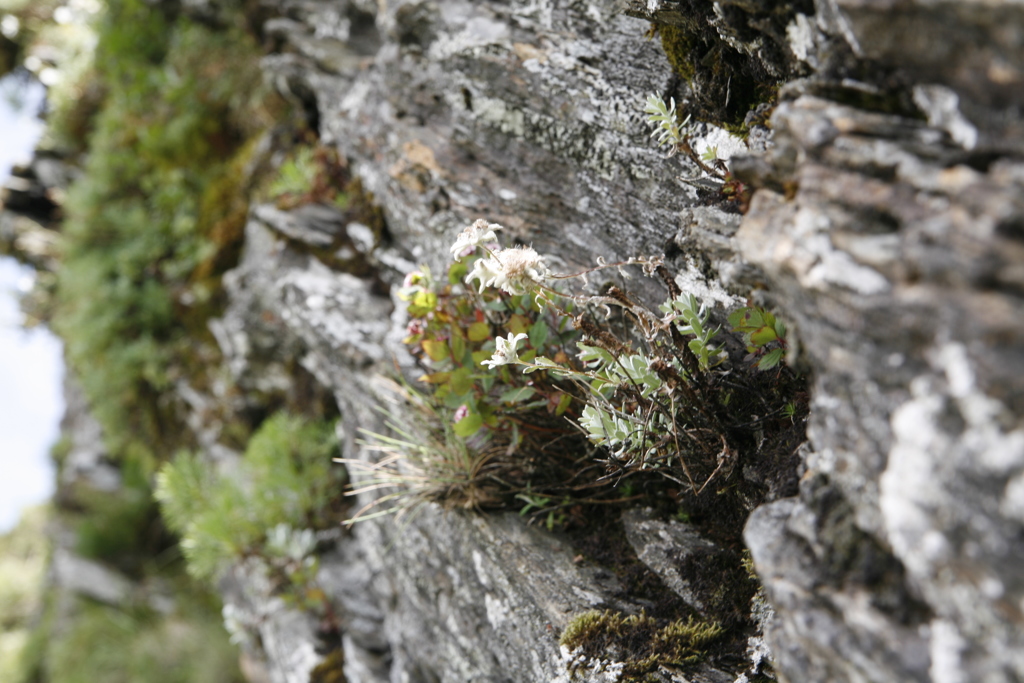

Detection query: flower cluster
(466, 245), (551, 296)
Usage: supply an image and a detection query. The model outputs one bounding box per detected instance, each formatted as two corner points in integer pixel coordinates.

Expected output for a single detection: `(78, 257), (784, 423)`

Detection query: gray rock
(253, 203), (348, 248)
(621, 507), (730, 614)
(58, 375), (121, 493)
(51, 547), (134, 606)
(127, 0), (1024, 681)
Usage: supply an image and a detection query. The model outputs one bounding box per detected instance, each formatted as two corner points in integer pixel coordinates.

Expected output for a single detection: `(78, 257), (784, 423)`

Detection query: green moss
(659, 23), (696, 84)
(653, 18), (781, 134)
(560, 610), (723, 681)
(309, 648), (347, 683)
(52, 0), (278, 464)
(73, 486), (164, 573)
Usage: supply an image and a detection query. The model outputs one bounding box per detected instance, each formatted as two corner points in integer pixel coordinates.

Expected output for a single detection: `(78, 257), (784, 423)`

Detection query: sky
(0, 71), (64, 534)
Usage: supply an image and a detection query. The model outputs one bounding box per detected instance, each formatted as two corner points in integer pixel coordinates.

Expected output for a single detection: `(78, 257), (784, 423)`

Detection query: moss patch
(655, 16), (782, 132)
(560, 610), (723, 680)
(309, 648), (347, 683)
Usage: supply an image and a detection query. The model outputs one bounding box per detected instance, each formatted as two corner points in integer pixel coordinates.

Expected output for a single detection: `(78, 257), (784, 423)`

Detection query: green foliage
(266, 143), (351, 210)
(560, 609), (723, 680)
(643, 94), (751, 207)
(269, 145), (320, 199)
(660, 293), (722, 371)
(32, 597), (242, 683)
(644, 93), (690, 153)
(73, 482), (162, 569)
(729, 306), (788, 370)
(515, 490), (570, 532)
(399, 262), (581, 443)
(431, 220), (806, 501)
(63, 454), (169, 574)
(155, 413), (341, 581)
(351, 249), (592, 522)
(0, 507), (48, 681)
(53, 0), (276, 461)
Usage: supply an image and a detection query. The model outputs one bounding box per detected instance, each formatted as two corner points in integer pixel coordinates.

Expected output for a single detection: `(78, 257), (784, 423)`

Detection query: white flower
(450, 219), (501, 260)
(465, 245), (550, 295)
(481, 332), (528, 368)
(465, 254), (503, 293)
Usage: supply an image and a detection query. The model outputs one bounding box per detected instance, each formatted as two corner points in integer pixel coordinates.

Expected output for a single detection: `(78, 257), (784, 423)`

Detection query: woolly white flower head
(465, 245), (550, 296)
(481, 332), (528, 368)
(450, 219), (501, 261)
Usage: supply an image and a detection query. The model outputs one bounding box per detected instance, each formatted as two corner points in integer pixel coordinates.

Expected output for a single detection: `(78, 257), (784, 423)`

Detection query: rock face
(56, 0), (1024, 681)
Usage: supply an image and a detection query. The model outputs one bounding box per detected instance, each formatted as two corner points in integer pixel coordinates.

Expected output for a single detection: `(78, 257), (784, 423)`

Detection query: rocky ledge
(19, 0), (1024, 681)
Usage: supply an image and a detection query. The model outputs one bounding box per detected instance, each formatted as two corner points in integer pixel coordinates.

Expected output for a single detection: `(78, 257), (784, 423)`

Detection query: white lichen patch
(913, 85), (979, 150)
(428, 17), (509, 61)
(788, 207), (892, 295)
(552, 645), (625, 683)
(786, 13), (816, 64)
(570, 585), (605, 607)
(472, 549), (493, 589)
(882, 341), (1024, 677)
(673, 258), (745, 310)
(696, 123), (748, 163)
(484, 593), (510, 628)
(929, 619), (968, 683)
(472, 95), (527, 138)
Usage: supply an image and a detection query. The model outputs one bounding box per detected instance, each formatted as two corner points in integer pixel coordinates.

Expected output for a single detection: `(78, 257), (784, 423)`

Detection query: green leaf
(507, 314), (529, 336)
(443, 390), (471, 408)
(555, 392), (573, 416)
(453, 413), (484, 437)
(450, 367), (474, 395)
(749, 326), (778, 347)
(448, 261), (468, 284)
(484, 299), (507, 312)
(467, 321), (491, 342)
(451, 333), (466, 362)
(499, 386), (536, 403)
(757, 347), (785, 370)
(472, 349), (492, 366)
(528, 319), (549, 349)
(577, 343), (614, 367)
(413, 289), (437, 312)
(418, 371), (451, 384)
(422, 339), (449, 362)
(730, 306), (766, 332)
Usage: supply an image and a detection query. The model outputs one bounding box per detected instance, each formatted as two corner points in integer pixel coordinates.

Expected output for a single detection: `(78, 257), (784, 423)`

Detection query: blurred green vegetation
(71, 457), (171, 575)
(157, 412), (343, 581)
(0, 507), (48, 681)
(4, 2), (305, 681)
(14, 579), (243, 683)
(1, 506), (234, 683)
(52, 0), (281, 466)
(266, 142), (351, 210)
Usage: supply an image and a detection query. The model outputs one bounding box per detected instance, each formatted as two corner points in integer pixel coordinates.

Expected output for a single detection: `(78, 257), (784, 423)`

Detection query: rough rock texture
(45, 0), (1022, 681)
